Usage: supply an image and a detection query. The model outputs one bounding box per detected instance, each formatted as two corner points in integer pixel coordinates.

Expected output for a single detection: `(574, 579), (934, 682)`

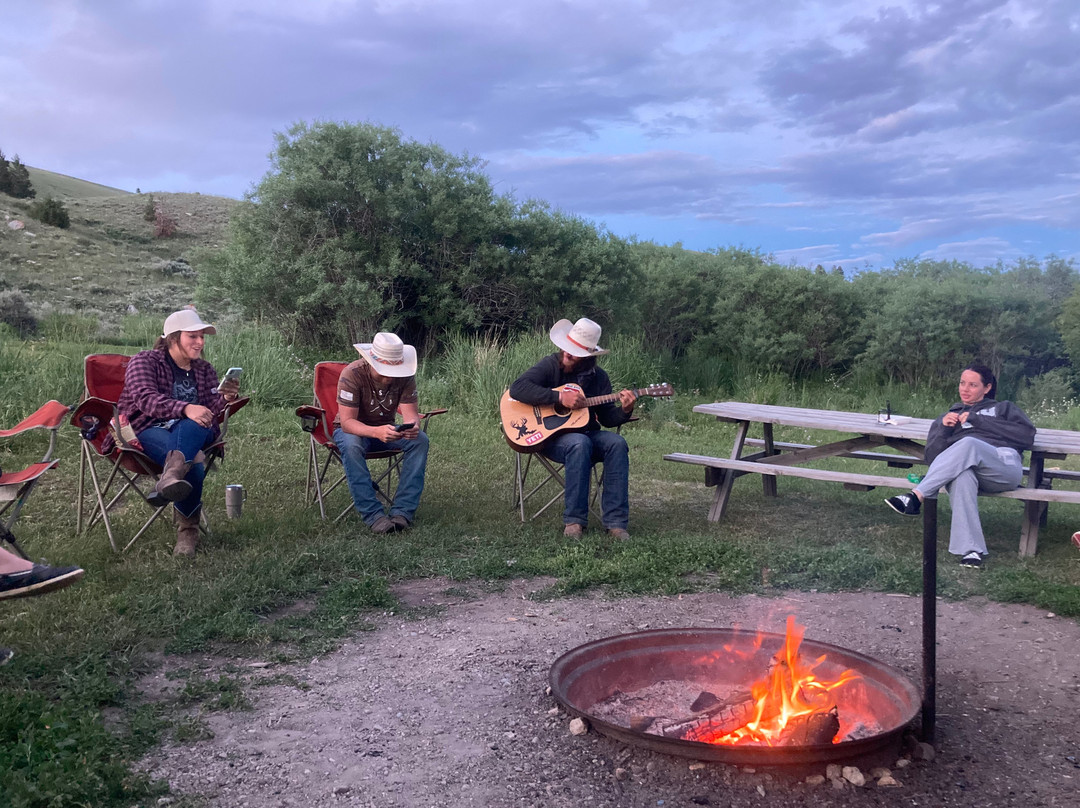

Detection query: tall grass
(429, 331), (665, 416)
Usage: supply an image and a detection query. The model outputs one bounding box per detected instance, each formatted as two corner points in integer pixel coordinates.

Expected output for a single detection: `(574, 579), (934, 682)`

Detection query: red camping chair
(70, 353), (248, 552)
(297, 361), (446, 521)
(0, 399), (70, 558)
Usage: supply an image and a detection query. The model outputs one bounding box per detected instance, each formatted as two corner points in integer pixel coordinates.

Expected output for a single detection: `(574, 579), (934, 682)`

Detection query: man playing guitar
(508, 317), (637, 540)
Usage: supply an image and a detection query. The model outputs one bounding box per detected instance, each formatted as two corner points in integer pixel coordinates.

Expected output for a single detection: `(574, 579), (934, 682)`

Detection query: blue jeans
(136, 419), (215, 518)
(333, 428), (429, 525)
(543, 430), (629, 529)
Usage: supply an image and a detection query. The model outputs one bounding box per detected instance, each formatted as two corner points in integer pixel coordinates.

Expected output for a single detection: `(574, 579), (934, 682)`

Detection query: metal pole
(921, 497), (937, 744)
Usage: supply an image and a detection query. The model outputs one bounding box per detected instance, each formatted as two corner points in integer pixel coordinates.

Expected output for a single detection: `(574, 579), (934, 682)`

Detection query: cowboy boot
(174, 509), (201, 557)
(155, 450), (193, 502)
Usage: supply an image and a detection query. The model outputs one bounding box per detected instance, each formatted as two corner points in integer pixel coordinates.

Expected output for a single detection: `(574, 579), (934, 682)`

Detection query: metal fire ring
(549, 627), (920, 766)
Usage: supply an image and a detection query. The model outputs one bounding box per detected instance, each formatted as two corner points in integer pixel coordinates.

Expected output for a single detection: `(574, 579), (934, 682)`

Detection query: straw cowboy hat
(162, 308), (217, 336)
(549, 318), (608, 357)
(353, 332), (417, 378)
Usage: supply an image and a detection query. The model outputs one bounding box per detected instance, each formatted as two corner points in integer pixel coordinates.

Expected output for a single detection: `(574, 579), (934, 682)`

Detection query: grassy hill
(25, 165), (131, 200)
(1, 170), (239, 332)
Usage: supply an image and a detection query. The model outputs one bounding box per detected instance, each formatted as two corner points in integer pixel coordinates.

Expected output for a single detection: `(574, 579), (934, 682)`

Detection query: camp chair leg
(331, 455), (401, 523)
(121, 504), (170, 553)
(77, 442), (88, 534)
(82, 449), (120, 552)
(307, 436), (329, 519)
(0, 523), (29, 560)
(512, 452), (602, 523)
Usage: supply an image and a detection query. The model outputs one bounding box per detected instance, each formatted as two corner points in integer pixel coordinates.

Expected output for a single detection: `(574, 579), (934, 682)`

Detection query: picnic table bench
(664, 401), (1080, 557)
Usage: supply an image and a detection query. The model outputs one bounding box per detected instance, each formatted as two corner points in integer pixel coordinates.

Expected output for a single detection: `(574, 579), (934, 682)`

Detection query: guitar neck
(582, 388), (648, 407)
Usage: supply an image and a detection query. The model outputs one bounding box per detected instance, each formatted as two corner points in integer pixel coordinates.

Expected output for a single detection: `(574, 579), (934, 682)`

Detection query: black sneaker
(885, 493), (921, 515)
(0, 563), (85, 600)
(0, 647), (13, 666)
(959, 552), (984, 568)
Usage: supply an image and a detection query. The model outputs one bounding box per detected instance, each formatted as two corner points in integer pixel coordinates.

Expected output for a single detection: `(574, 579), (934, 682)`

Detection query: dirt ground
(138, 581), (1080, 807)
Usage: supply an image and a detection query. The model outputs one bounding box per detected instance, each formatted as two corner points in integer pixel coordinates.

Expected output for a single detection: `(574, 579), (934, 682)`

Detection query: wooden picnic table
(665, 401), (1080, 557)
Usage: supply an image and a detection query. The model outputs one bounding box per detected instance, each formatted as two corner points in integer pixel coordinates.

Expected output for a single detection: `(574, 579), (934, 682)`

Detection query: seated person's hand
(218, 377), (241, 402)
(183, 403), (215, 428)
(399, 423), (420, 440)
(943, 412), (960, 427)
(559, 387), (586, 409)
(618, 388), (637, 413)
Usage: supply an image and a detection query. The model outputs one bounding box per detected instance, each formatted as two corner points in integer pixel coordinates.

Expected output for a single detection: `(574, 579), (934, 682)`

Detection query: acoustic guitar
(500, 382), (674, 449)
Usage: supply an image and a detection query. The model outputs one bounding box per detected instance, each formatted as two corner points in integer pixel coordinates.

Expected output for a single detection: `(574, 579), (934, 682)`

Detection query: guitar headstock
(643, 382), (674, 399)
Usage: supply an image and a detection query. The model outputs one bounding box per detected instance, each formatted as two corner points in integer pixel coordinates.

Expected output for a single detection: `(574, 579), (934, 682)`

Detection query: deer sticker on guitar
(501, 382), (674, 449)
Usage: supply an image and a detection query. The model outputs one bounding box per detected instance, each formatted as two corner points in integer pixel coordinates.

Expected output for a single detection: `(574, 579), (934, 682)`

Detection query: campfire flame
(694, 616), (860, 746)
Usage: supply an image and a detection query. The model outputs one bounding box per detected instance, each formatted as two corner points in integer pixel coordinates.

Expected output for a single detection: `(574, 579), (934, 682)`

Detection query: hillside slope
(1, 186), (239, 330)
(26, 165), (130, 200)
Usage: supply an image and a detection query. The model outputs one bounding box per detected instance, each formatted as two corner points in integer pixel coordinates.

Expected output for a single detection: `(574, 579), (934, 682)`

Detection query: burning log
(775, 705), (840, 746)
(667, 695), (758, 741)
(643, 689), (756, 740)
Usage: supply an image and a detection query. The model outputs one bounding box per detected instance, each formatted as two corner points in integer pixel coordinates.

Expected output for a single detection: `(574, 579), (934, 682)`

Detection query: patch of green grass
(173, 715), (214, 743)
(177, 675), (252, 712)
(3, 326), (1080, 806)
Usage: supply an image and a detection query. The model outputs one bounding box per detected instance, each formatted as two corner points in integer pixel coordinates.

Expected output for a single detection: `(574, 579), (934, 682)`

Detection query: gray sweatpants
(913, 437), (1023, 556)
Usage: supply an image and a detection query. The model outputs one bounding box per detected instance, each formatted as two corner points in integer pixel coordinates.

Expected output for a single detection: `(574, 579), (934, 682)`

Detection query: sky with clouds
(3, 0), (1078, 271)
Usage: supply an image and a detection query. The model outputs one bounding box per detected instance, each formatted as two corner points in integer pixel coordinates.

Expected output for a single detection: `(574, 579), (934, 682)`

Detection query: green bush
(28, 196), (70, 229)
(0, 290), (37, 336)
(143, 193), (157, 222)
(199, 121), (640, 350)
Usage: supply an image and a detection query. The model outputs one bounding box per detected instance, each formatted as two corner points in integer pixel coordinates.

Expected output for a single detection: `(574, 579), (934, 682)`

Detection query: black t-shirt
(166, 353), (199, 405)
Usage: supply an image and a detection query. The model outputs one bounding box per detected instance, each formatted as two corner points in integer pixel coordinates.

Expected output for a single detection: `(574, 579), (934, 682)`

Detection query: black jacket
(924, 398), (1035, 464)
(509, 353), (631, 432)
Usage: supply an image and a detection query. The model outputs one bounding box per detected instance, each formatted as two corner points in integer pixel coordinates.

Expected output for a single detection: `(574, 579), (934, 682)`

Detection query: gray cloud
(2, 0), (1076, 266)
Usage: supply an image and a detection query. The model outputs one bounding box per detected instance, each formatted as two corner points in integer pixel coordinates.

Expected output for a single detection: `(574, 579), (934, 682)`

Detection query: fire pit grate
(549, 626), (920, 766)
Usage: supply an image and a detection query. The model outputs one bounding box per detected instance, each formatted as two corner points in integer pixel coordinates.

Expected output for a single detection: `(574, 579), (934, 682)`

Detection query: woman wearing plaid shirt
(118, 309), (240, 556)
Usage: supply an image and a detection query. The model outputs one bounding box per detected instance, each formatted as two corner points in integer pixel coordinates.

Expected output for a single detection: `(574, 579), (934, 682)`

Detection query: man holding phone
(332, 333), (429, 534)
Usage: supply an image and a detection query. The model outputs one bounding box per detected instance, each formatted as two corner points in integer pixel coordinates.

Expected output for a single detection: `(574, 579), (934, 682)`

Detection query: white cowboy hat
(162, 308), (216, 336)
(353, 332), (417, 378)
(549, 317), (608, 357)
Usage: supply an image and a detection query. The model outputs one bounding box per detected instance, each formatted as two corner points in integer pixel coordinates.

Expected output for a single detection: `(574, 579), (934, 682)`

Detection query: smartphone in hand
(395, 422), (416, 432)
(217, 367), (242, 393)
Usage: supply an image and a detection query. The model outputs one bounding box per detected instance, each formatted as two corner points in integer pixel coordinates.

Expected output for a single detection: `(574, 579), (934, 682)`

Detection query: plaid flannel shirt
(111, 347), (225, 449)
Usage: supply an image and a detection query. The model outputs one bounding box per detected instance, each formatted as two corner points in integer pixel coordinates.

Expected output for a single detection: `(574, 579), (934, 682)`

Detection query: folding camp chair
(507, 418), (638, 523)
(70, 353), (248, 552)
(0, 399), (70, 559)
(297, 360), (446, 521)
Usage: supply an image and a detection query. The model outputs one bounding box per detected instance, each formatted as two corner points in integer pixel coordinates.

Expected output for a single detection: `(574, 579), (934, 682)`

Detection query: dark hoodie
(509, 353), (631, 432)
(923, 398), (1035, 465)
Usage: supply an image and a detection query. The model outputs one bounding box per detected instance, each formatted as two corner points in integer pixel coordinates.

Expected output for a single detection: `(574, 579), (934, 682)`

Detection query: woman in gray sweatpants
(885, 363), (1036, 567)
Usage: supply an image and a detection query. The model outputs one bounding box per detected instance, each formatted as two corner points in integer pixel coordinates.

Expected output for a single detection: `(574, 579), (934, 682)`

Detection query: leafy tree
(201, 121), (639, 348)
(0, 149), (10, 195)
(28, 196), (70, 229)
(3, 154), (34, 199)
(854, 259), (1071, 395)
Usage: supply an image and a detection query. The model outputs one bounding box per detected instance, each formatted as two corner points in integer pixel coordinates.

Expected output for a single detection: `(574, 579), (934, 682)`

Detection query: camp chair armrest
(296, 404), (332, 444)
(223, 396), (250, 417)
(0, 400), (71, 462)
(0, 400), (71, 437)
(70, 397), (119, 449)
(419, 408), (448, 433)
(218, 395), (250, 440)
